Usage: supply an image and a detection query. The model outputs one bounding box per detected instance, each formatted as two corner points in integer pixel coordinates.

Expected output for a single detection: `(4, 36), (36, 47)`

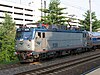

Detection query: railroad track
(0, 49), (100, 75)
(16, 51), (100, 75)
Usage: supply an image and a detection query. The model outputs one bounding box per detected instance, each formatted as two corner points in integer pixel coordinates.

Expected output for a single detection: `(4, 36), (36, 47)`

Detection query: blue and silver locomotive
(15, 23), (100, 62)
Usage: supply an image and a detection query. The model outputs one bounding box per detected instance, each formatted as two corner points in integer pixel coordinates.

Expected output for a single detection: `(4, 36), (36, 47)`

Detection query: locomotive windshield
(16, 28), (33, 40)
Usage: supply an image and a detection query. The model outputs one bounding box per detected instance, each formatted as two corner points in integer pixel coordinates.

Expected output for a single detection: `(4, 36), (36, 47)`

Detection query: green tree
(0, 13), (16, 63)
(80, 10), (100, 31)
(39, 0), (67, 25)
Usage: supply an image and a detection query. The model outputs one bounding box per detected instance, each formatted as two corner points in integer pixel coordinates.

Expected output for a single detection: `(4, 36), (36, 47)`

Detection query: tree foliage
(0, 13), (16, 63)
(39, 0), (67, 25)
(80, 10), (100, 31)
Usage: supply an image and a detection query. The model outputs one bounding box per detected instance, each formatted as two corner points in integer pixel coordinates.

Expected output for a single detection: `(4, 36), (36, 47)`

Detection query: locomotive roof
(35, 28), (83, 33)
(18, 23), (85, 33)
(17, 27), (84, 33)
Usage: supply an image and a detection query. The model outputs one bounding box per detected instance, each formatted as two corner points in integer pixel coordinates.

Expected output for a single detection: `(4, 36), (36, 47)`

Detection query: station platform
(85, 68), (100, 75)
(85, 67), (100, 75)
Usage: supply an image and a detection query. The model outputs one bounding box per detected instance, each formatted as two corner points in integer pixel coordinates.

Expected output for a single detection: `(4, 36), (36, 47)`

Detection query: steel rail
(16, 52), (100, 75)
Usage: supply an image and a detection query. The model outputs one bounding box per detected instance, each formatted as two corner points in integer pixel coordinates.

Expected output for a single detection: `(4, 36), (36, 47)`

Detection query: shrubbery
(0, 13), (18, 64)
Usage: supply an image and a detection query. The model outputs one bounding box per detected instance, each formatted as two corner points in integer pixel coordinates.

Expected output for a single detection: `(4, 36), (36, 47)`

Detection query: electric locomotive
(15, 23), (99, 62)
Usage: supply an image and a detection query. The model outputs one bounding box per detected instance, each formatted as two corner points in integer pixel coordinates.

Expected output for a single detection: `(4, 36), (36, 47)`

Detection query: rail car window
(97, 38), (100, 40)
(38, 32), (41, 38)
(92, 38), (97, 41)
(43, 33), (45, 38)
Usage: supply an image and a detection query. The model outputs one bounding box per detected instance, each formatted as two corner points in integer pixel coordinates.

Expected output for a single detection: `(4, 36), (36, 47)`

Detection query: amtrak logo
(19, 41), (23, 45)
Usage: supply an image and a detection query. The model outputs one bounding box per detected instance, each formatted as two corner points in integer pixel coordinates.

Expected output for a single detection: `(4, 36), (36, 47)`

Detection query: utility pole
(20, 0), (21, 4)
(89, 0), (92, 32)
(41, 0), (43, 18)
(44, 0), (46, 16)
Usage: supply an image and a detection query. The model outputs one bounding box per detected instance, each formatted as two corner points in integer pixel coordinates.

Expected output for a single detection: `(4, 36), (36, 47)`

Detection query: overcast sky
(60, 0), (100, 19)
(3, 0), (100, 19)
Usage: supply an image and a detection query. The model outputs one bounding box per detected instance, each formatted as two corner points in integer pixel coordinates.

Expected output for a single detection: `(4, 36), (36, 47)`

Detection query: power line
(61, 2), (87, 12)
(61, 0), (100, 19)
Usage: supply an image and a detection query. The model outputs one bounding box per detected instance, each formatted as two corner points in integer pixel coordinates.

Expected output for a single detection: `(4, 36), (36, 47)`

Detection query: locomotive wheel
(34, 54), (39, 58)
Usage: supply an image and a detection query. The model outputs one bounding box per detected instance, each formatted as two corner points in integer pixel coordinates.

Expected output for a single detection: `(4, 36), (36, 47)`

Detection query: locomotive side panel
(38, 32), (84, 51)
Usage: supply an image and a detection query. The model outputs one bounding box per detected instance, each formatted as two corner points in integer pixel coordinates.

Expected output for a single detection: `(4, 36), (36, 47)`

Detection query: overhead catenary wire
(61, 1), (87, 11)
(61, 0), (100, 19)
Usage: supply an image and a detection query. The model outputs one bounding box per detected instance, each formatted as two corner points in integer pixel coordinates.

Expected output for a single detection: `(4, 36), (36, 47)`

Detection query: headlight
(14, 52), (19, 55)
(15, 45), (17, 47)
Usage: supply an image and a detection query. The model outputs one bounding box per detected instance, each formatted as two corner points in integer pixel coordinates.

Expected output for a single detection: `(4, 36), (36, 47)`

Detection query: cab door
(41, 32), (46, 51)
(35, 32), (42, 51)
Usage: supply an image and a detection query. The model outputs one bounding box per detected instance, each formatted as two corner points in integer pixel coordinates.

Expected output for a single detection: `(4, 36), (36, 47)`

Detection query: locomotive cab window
(43, 33), (45, 38)
(38, 32), (41, 38)
(97, 38), (100, 40)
